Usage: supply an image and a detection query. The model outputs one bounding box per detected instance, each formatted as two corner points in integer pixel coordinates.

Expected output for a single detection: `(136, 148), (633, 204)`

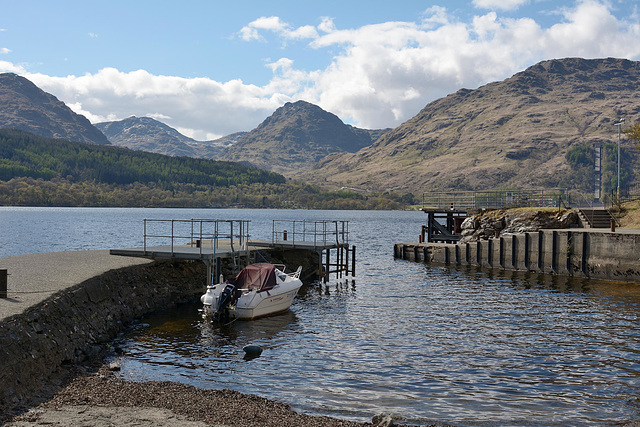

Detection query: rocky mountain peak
(0, 73), (109, 145)
(214, 100), (389, 176)
(95, 116), (224, 158)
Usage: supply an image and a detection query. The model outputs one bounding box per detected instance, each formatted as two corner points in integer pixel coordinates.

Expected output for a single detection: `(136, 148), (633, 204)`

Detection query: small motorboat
(201, 263), (303, 321)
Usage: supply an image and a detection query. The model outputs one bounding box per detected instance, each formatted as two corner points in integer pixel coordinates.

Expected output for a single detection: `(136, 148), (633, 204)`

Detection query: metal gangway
(110, 218), (356, 283)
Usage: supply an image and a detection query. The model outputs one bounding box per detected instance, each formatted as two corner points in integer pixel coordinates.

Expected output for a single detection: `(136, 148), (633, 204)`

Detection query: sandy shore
(3, 365), (378, 427)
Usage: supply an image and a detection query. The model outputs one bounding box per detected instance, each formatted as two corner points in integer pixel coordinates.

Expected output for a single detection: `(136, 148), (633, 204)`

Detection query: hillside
(95, 116), (226, 158)
(0, 128), (285, 187)
(0, 129), (410, 209)
(0, 73), (109, 145)
(300, 58), (640, 194)
(214, 100), (390, 176)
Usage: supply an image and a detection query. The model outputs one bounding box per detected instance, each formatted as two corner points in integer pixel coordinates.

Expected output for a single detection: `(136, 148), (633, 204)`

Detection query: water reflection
(3, 207), (637, 424)
(112, 266), (640, 426)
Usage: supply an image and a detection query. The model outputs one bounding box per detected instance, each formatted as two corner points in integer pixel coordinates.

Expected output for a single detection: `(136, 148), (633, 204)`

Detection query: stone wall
(458, 208), (578, 244)
(395, 230), (640, 283)
(0, 260), (206, 413)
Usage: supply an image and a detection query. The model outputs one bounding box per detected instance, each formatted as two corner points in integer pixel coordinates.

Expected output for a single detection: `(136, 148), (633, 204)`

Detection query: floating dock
(110, 218), (355, 283)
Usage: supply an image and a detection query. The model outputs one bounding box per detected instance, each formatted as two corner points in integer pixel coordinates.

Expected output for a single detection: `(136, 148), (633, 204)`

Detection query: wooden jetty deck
(109, 218), (355, 283)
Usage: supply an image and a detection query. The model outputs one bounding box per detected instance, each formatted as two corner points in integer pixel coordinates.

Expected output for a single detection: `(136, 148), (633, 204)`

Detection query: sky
(1, 0), (639, 140)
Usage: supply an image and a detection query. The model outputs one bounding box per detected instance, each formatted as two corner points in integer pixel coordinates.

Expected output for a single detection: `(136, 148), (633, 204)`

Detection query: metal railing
(422, 189), (569, 210)
(143, 219), (250, 257)
(271, 219), (349, 247)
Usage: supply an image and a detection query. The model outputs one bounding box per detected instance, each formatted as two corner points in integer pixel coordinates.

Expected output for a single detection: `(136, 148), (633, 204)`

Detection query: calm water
(1, 207), (640, 426)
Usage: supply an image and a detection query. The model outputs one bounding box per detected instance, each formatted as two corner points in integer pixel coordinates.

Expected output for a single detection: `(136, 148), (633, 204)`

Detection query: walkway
(0, 250), (152, 322)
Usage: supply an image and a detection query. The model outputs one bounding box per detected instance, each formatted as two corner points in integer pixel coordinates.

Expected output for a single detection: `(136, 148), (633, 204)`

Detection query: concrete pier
(395, 228), (640, 283)
(0, 251), (205, 414)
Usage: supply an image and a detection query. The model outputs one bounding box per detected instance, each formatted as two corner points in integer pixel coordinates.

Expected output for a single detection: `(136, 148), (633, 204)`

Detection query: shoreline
(0, 250), (397, 426)
(4, 364), (380, 427)
(2, 248), (640, 426)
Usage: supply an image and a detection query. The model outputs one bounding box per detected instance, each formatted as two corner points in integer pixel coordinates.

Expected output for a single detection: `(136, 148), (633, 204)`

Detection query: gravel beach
(4, 365), (376, 427)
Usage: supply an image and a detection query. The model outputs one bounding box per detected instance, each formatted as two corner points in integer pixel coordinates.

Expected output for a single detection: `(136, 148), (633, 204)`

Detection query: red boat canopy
(229, 263), (277, 292)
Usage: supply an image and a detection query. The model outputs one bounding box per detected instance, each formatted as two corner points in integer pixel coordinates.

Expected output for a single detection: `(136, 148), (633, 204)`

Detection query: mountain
(208, 131), (247, 150)
(95, 116), (228, 158)
(299, 58), (640, 194)
(0, 128), (409, 209)
(0, 73), (109, 145)
(214, 100), (390, 176)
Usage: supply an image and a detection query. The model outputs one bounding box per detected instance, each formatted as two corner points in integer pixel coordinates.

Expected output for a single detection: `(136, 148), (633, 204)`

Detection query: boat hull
(201, 265), (303, 320)
(233, 287), (300, 320)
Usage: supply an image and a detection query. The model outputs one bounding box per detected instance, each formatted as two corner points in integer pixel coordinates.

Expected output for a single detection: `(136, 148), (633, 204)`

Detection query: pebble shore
(4, 366), (376, 427)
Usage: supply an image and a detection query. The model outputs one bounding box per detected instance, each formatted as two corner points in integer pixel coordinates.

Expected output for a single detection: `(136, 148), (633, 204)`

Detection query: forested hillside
(0, 129), (283, 186)
(0, 129), (411, 209)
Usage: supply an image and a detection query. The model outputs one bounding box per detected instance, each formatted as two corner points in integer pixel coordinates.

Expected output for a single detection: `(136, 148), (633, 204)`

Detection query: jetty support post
(325, 248), (330, 283)
(0, 269), (7, 298)
(351, 246), (356, 277)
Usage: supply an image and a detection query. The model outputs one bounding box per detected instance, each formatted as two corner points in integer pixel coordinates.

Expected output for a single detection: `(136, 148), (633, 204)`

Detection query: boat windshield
(229, 263), (277, 291)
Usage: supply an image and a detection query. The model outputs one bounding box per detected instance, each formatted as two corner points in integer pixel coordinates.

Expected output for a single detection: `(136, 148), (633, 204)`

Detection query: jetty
(110, 218), (356, 283)
(398, 190), (640, 283)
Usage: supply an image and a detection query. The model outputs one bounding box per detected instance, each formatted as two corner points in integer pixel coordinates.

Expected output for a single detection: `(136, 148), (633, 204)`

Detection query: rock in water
(372, 412), (395, 426)
(243, 345), (263, 355)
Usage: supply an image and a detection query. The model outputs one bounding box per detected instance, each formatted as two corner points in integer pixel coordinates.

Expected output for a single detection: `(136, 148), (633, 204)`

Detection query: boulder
(372, 413), (396, 427)
(459, 209), (578, 243)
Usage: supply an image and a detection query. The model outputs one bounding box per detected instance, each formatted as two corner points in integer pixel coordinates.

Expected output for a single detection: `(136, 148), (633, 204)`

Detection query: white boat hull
(201, 264), (302, 320)
(234, 286), (300, 319)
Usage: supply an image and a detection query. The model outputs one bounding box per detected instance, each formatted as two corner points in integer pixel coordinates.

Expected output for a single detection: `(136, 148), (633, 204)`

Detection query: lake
(1, 207), (639, 426)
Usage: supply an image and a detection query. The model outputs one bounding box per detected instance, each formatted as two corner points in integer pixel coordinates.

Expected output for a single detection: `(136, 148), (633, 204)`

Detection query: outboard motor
(214, 283), (236, 322)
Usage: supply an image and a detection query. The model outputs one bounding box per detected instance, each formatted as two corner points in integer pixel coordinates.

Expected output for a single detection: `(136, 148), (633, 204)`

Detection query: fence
(143, 219), (250, 256)
(422, 190), (569, 210)
(271, 220), (349, 247)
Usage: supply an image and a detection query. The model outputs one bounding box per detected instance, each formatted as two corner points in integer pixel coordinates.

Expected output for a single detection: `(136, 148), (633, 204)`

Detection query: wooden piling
(0, 269), (7, 298)
(351, 246), (356, 277)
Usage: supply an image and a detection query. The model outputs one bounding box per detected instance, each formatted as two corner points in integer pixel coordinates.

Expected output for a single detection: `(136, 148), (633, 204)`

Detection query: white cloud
(0, 60), (24, 73)
(1, 0), (638, 138)
(318, 17), (336, 33)
(239, 16), (318, 42)
(18, 68), (284, 140)
(287, 0), (640, 128)
(543, 0), (634, 58)
(0, 48), (10, 54)
(473, 0), (529, 11)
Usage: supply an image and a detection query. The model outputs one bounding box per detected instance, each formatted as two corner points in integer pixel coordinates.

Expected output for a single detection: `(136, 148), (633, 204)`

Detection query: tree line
(565, 142), (636, 197)
(0, 129), (285, 187)
(0, 129), (414, 210)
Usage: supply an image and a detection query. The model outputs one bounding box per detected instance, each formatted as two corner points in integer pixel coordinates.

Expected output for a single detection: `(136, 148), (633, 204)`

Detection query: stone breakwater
(0, 260), (206, 414)
(395, 229), (640, 283)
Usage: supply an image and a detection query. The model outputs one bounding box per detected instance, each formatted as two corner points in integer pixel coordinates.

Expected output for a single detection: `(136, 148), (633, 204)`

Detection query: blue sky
(1, 0), (639, 140)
